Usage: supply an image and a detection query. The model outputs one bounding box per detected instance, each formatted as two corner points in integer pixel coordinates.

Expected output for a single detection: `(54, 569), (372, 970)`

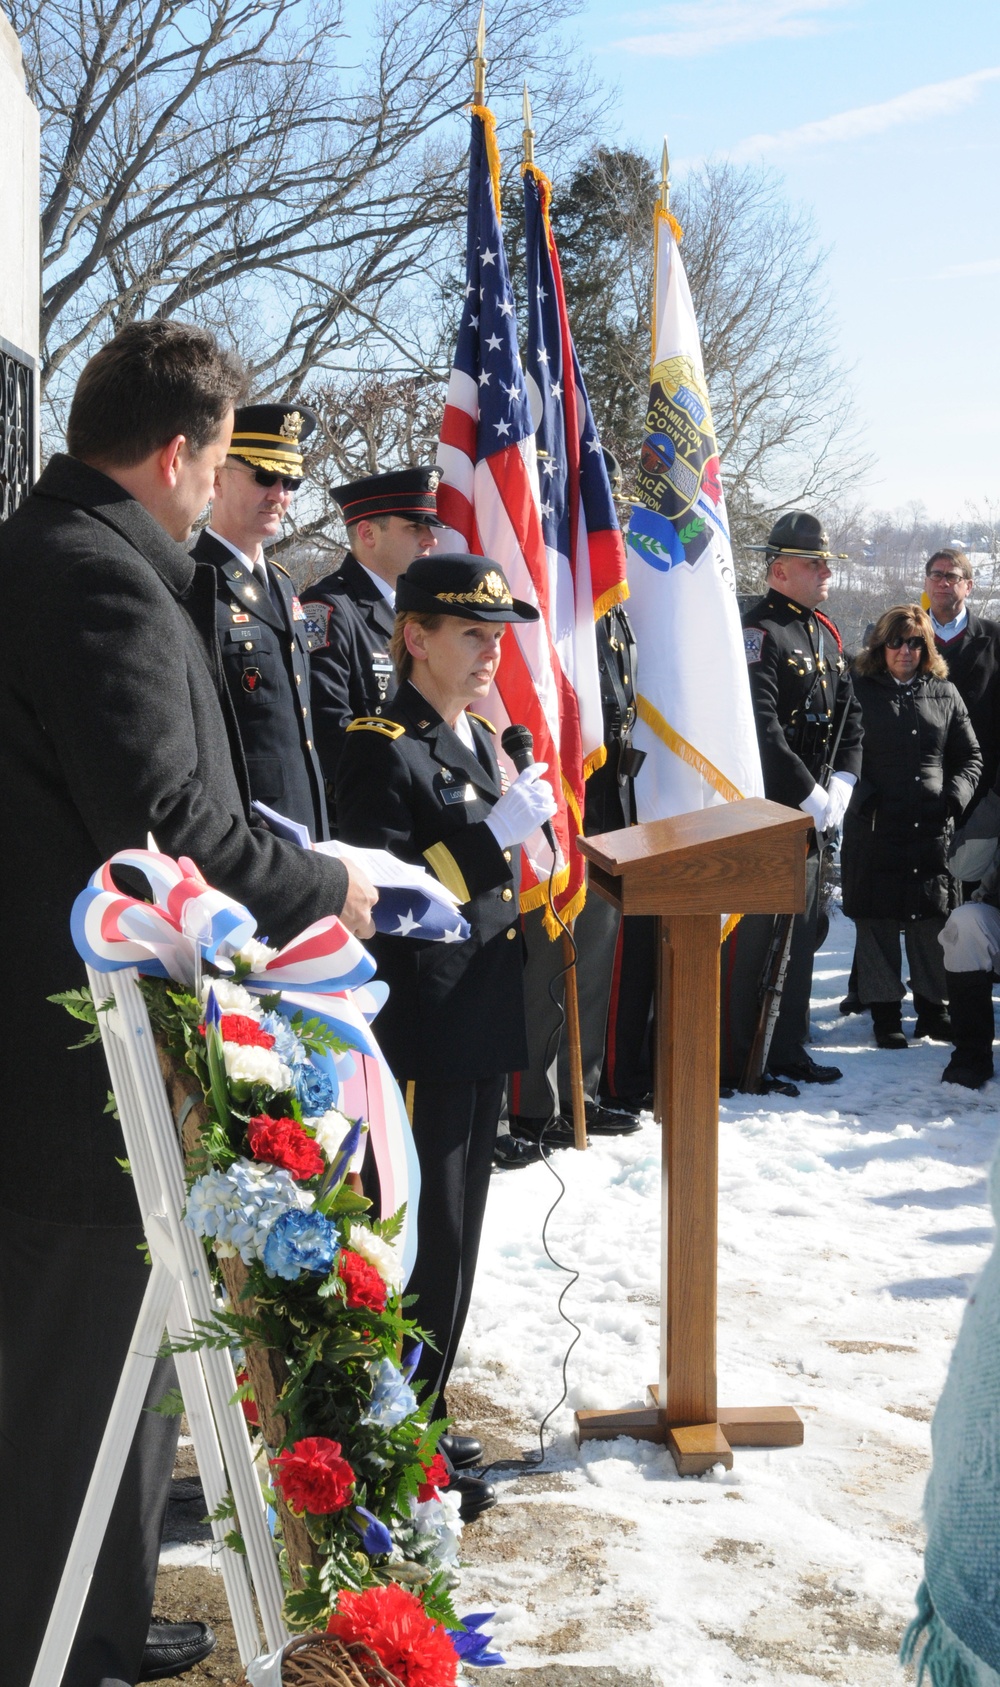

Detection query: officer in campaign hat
(193, 400), (329, 840)
(336, 551), (555, 1518)
(720, 510), (863, 1090)
(302, 466), (444, 823)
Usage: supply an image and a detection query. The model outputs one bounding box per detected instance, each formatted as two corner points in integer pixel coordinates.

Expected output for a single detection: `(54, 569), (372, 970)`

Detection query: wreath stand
(30, 964), (288, 1687)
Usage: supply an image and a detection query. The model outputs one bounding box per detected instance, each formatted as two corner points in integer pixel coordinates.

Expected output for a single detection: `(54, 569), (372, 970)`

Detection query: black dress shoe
(510, 1114), (576, 1148)
(439, 1432), (483, 1469)
(450, 1471), (497, 1521)
(839, 991), (864, 1015)
(560, 1104), (640, 1137)
(139, 1621), (217, 1682)
(768, 1057), (842, 1084)
(493, 1133), (541, 1169)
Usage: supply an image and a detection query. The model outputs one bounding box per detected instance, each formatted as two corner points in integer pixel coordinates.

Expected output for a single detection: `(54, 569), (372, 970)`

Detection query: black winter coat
(933, 613), (1000, 804)
(0, 456), (349, 1223)
(335, 680), (527, 1083)
(841, 671), (982, 921)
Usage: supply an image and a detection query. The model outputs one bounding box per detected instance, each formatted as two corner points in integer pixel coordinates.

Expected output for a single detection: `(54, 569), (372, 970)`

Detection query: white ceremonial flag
(627, 201), (763, 819)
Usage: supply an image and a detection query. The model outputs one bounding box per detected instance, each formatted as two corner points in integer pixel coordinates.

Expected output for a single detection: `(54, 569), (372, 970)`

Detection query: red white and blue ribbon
(72, 850), (419, 1277)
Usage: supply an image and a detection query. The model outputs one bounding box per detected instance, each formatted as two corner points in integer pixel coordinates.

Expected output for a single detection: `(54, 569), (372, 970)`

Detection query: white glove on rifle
(824, 771), (857, 833)
(486, 764), (557, 851)
(798, 782), (830, 830)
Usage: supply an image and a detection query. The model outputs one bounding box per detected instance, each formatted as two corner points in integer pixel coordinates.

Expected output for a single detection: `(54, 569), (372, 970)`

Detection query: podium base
(574, 1391), (804, 1475)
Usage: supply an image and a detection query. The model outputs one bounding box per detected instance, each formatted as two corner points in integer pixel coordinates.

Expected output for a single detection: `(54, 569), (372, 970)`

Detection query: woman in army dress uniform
(335, 553), (555, 1437)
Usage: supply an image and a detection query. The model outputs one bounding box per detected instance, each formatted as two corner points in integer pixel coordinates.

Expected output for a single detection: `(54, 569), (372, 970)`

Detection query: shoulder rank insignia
(346, 716), (405, 739)
(466, 711), (497, 733)
(743, 627), (766, 665)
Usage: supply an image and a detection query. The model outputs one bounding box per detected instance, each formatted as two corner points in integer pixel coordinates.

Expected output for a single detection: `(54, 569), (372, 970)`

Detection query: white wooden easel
(30, 965), (287, 1686)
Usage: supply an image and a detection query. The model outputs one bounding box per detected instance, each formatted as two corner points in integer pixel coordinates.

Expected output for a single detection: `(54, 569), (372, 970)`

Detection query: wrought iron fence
(0, 335), (36, 518)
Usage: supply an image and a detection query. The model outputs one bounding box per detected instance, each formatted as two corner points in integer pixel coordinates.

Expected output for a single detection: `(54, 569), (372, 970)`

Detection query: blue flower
(351, 1505), (393, 1557)
(184, 1161), (303, 1264)
(401, 1341), (423, 1380)
(295, 1061), (335, 1116)
(362, 1357), (418, 1429)
(260, 1010), (306, 1069)
(261, 1208), (338, 1281)
(203, 987), (222, 1029)
(447, 1612), (506, 1666)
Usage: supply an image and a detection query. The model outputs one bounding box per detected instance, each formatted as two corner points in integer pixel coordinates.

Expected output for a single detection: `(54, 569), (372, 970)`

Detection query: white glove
(798, 782), (830, 829)
(486, 764), (557, 851)
(824, 772), (857, 833)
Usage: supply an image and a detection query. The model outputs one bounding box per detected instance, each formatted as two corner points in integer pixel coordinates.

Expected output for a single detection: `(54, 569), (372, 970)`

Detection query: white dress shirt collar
(930, 604), (969, 642)
(205, 526), (265, 578)
(356, 560), (396, 608)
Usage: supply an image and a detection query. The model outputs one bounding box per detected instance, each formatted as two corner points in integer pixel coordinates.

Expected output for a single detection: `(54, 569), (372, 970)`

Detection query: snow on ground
(450, 905), (1000, 1683)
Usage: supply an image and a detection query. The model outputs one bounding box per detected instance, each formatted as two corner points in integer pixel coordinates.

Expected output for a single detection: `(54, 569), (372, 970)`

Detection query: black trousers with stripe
(404, 1075), (505, 1419)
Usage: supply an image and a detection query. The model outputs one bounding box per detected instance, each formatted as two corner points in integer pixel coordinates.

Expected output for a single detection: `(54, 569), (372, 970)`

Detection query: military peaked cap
(396, 553), (539, 623)
(751, 510), (841, 559)
(333, 466), (445, 527)
(229, 402), (319, 477)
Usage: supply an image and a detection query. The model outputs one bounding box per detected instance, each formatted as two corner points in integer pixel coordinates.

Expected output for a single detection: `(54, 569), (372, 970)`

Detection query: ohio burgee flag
(627, 203), (763, 818)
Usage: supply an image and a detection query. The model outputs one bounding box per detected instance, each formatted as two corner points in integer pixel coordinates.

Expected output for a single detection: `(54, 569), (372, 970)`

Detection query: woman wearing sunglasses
(842, 605), (982, 1048)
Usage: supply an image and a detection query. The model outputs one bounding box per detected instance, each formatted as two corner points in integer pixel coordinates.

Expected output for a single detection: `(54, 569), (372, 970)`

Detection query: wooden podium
(575, 796), (813, 1474)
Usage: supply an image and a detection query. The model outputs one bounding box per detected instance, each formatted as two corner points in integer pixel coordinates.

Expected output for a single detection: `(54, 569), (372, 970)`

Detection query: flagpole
(523, 84), (587, 1150)
(473, 3), (486, 101)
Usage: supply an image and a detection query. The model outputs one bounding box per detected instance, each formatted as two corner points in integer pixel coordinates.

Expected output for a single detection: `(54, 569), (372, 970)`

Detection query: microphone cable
(478, 845), (586, 1480)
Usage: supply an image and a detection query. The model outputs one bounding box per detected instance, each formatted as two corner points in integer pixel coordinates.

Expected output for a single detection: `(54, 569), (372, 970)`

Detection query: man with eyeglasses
(720, 510), (864, 1090)
(193, 402), (329, 840)
(302, 467), (443, 826)
(924, 549), (1000, 825)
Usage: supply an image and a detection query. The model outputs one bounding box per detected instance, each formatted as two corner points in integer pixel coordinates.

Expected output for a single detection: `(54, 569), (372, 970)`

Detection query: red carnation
(247, 1114), (324, 1180)
(271, 1437), (355, 1516)
(234, 1367), (259, 1427)
(418, 1452), (450, 1503)
(199, 1013), (275, 1049)
(327, 1583), (458, 1687)
(338, 1248), (388, 1313)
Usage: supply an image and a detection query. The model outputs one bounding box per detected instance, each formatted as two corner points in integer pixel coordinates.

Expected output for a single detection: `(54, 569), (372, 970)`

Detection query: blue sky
(569, 0), (1000, 518)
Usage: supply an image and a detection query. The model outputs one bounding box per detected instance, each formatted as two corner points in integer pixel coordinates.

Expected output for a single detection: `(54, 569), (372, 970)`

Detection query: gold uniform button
(295, 672), (302, 684)
(502, 887), (513, 901)
(306, 739), (313, 749)
(503, 849), (512, 862)
(302, 705), (308, 717)
(506, 927), (516, 940)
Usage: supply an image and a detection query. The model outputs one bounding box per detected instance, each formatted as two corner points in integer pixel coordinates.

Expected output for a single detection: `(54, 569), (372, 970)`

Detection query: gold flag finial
(659, 135), (671, 212)
(473, 4), (487, 102)
(522, 82), (534, 166)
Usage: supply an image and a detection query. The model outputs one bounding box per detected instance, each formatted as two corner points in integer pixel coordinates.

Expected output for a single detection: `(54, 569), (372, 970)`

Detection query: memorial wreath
(57, 849), (503, 1683)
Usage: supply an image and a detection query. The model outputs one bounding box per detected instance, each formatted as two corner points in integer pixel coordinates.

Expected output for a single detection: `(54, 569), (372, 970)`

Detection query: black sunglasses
(885, 636), (924, 652)
(252, 467), (302, 492)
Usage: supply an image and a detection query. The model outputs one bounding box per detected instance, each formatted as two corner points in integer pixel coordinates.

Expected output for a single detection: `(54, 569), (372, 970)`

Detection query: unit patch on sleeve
(744, 627), (766, 665)
(303, 604), (332, 652)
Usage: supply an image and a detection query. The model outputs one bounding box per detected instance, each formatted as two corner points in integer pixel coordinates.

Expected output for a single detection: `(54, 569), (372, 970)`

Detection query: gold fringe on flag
(593, 578), (630, 620)
(636, 693), (744, 803)
(469, 104), (503, 224)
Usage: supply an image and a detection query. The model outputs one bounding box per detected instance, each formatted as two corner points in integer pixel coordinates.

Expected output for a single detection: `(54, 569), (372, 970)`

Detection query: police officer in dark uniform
(192, 402), (329, 840)
(302, 467), (443, 820)
(720, 511), (864, 1088)
(335, 553), (555, 1514)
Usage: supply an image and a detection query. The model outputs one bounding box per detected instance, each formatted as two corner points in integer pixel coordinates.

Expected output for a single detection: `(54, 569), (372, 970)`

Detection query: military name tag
(227, 624), (261, 641)
(440, 783), (477, 805)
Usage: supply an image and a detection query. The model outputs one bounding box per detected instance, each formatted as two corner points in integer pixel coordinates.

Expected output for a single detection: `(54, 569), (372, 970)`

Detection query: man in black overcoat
(302, 468), (443, 822)
(193, 402), (328, 840)
(720, 511), (864, 1090)
(0, 321), (375, 1687)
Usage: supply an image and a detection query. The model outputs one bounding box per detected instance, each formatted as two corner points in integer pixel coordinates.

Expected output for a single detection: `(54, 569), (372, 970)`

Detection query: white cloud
(732, 67), (1000, 159)
(933, 256), (1000, 280)
(614, 0), (850, 58)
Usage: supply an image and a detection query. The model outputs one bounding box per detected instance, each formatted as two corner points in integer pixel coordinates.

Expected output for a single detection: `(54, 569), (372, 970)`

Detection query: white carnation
(306, 1107), (355, 1162)
(202, 978), (258, 1016)
(348, 1222), (402, 1290)
(222, 1043), (291, 1090)
(235, 937), (279, 973)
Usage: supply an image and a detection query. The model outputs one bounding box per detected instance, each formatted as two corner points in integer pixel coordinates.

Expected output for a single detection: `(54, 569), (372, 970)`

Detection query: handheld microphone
(501, 723), (557, 852)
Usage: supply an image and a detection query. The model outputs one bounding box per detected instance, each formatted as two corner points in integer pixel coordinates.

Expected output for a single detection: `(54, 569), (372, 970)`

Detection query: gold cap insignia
(279, 411), (304, 442)
(427, 468), (441, 492)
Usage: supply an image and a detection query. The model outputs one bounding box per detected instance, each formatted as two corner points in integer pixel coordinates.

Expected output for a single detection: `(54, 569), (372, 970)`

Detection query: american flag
(522, 162), (629, 918)
(435, 105), (575, 926)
